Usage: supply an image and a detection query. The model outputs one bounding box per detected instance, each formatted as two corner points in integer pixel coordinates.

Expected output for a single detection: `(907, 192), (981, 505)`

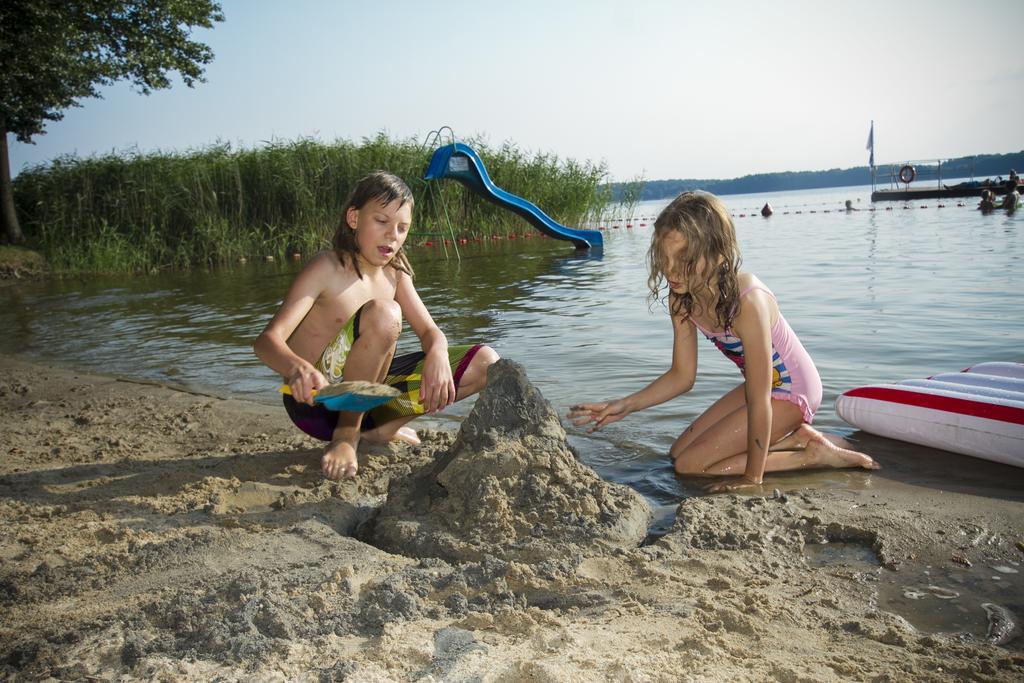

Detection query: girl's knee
(671, 445), (704, 476)
(672, 451), (690, 475)
(673, 457), (703, 476)
(360, 299), (401, 340)
(669, 426), (697, 461)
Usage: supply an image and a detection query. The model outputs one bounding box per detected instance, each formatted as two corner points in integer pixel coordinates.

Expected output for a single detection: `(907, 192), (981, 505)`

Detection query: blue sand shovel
(279, 380), (400, 412)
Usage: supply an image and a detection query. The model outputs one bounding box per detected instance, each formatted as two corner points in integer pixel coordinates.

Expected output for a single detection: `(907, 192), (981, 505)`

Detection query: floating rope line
(405, 195), (1015, 247)
(581, 200), (985, 227)
(407, 200), (1007, 246)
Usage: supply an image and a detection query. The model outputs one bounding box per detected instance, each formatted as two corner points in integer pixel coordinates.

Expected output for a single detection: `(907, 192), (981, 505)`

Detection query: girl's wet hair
(333, 171), (415, 278)
(647, 191), (741, 330)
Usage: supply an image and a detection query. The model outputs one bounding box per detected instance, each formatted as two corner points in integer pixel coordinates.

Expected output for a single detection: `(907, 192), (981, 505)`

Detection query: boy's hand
(419, 351), (455, 413)
(289, 364), (328, 406)
(567, 400), (630, 432)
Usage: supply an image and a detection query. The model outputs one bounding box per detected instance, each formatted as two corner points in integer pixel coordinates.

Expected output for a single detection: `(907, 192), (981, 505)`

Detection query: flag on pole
(866, 121), (874, 167)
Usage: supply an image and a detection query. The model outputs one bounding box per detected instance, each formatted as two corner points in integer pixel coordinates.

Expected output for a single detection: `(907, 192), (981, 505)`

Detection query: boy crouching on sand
(254, 171), (498, 480)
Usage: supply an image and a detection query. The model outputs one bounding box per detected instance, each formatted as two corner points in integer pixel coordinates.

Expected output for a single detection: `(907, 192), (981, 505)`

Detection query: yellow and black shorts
(282, 302), (483, 440)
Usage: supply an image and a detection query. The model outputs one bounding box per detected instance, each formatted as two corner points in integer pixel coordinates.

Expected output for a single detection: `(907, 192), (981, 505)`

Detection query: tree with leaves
(0, 0), (224, 244)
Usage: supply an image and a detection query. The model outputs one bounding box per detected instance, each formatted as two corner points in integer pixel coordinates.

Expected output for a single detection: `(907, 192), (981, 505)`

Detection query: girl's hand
(567, 399), (631, 432)
(419, 351), (455, 413)
(705, 475), (763, 494)
(289, 364), (328, 406)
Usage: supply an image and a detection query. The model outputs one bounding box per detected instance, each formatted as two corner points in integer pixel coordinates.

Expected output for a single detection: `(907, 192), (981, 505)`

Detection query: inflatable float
(835, 362), (1024, 467)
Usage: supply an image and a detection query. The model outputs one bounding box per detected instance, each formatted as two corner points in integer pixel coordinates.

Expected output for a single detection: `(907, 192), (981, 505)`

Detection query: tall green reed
(14, 134), (609, 273)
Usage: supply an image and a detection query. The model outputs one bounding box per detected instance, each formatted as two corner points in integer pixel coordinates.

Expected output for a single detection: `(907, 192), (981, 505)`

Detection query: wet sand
(1, 354), (1023, 681)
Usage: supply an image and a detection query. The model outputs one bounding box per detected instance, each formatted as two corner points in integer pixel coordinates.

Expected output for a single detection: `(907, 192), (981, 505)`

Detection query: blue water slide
(423, 143), (603, 250)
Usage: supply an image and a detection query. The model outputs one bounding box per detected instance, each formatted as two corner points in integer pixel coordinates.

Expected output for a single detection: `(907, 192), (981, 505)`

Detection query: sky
(8, 0), (1024, 182)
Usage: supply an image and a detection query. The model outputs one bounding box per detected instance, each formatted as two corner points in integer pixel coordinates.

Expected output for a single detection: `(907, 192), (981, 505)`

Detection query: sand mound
(369, 360), (653, 563)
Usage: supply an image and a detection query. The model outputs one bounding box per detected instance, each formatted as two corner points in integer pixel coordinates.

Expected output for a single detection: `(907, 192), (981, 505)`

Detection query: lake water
(3, 182), (1023, 530)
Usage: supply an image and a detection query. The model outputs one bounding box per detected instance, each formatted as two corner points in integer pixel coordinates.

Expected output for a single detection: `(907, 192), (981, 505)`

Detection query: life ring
(898, 164), (916, 184)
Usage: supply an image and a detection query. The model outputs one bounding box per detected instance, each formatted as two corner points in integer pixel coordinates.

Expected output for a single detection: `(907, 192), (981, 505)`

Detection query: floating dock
(871, 183), (1021, 202)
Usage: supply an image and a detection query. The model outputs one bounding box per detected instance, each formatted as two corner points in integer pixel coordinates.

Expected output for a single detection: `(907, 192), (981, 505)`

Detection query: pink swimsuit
(691, 285), (822, 423)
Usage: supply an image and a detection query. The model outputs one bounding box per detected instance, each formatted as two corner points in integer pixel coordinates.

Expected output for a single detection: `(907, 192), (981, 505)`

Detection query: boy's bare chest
(316, 276), (397, 327)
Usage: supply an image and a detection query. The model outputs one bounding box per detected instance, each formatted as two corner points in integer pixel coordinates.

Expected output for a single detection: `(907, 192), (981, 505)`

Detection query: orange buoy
(898, 164), (916, 184)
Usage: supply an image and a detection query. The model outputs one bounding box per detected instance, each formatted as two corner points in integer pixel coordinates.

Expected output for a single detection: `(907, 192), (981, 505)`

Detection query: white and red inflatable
(835, 362), (1024, 467)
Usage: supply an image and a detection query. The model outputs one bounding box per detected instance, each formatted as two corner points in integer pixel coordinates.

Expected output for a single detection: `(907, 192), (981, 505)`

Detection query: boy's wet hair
(333, 171), (415, 278)
(647, 191), (742, 330)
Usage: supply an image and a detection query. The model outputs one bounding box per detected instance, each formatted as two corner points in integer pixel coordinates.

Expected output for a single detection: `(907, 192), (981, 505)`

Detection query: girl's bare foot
(771, 424), (856, 452)
(322, 439), (358, 480)
(803, 431), (880, 471)
(770, 428), (807, 452)
(820, 432), (856, 450)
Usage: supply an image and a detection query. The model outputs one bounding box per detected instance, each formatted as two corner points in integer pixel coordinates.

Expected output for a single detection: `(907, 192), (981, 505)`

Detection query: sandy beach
(2, 353), (1023, 681)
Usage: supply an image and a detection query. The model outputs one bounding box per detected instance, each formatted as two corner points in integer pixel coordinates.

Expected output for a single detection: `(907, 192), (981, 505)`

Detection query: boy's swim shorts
(282, 301), (482, 440)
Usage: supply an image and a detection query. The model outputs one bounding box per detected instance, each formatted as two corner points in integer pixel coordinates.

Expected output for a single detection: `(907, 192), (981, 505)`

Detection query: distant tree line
(607, 151), (1024, 201)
